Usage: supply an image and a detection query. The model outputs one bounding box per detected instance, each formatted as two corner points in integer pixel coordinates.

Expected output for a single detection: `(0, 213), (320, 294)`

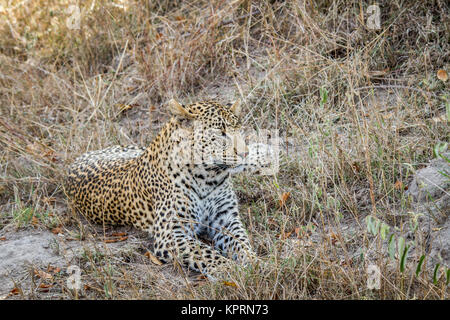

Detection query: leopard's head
(168, 99), (249, 171)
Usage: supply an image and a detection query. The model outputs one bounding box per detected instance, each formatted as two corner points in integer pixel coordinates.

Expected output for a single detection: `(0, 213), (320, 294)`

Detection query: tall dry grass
(0, 0), (448, 299)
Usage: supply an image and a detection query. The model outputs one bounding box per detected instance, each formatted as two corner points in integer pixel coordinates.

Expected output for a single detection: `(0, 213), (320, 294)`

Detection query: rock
(406, 152), (450, 268)
(407, 152), (450, 203)
(428, 217), (450, 268)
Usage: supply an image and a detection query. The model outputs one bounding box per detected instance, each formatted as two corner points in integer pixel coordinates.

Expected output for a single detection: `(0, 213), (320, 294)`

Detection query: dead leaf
(111, 232), (127, 237)
(437, 69), (448, 82)
(51, 226), (63, 234)
(144, 251), (163, 265)
(47, 266), (61, 274)
(31, 216), (39, 226)
(0, 237), (6, 241)
(193, 275), (209, 286)
(223, 281), (238, 288)
(104, 238), (118, 243)
(294, 227), (302, 238)
(9, 287), (20, 296)
(394, 180), (404, 190)
(103, 232), (128, 243)
(196, 274), (208, 281)
(279, 192), (291, 207)
(34, 269), (53, 281)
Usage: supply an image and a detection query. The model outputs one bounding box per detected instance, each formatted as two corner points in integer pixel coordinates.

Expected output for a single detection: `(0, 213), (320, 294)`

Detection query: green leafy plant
(433, 142), (448, 159)
(365, 215), (445, 283)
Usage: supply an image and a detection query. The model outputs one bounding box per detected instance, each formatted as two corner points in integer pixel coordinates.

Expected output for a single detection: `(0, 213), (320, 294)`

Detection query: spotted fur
(66, 100), (272, 279)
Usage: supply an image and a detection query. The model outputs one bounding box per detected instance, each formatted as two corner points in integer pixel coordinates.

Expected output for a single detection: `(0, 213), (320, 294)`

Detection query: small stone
(406, 152), (450, 203)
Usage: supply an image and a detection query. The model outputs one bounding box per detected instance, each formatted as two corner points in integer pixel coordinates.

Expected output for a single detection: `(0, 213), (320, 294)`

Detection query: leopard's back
(66, 145), (152, 227)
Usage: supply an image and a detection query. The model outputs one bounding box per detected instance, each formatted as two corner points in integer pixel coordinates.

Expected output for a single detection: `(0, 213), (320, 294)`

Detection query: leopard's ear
(230, 99), (242, 117)
(167, 99), (195, 119)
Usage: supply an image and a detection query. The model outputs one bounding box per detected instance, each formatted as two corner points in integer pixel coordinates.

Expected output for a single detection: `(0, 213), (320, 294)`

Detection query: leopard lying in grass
(66, 99), (274, 279)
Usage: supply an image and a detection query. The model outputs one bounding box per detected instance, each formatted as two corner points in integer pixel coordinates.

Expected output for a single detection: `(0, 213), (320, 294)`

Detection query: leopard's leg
(150, 199), (231, 279)
(206, 200), (257, 264)
(153, 225), (231, 280)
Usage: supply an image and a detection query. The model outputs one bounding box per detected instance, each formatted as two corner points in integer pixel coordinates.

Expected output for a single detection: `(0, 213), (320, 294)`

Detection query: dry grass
(0, 0), (448, 299)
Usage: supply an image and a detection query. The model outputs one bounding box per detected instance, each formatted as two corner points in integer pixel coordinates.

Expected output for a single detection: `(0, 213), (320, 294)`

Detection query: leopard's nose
(238, 152), (249, 158)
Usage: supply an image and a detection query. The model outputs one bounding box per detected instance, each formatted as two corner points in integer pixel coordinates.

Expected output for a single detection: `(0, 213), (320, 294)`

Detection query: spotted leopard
(66, 99), (273, 279)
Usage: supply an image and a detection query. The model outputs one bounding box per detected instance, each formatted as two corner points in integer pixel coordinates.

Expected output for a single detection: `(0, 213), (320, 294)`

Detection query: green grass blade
(433, 264), (440, 285)
(415, 255), (425, 276)
(400, 245), (409, 273)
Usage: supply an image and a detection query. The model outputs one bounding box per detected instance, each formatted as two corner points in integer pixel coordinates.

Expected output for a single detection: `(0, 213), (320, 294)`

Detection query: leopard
(66, 99), (274, 280)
